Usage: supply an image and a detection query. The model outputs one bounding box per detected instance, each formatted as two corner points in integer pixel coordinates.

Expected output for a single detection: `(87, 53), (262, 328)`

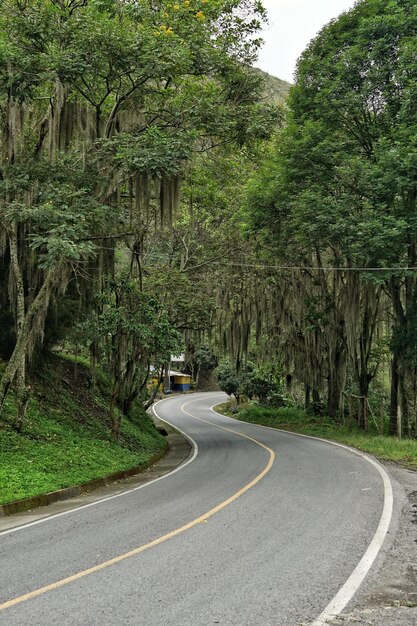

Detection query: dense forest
(1, 0), (417, 455)
(0, 0), (279, 442)
(243, 0), (417, 440)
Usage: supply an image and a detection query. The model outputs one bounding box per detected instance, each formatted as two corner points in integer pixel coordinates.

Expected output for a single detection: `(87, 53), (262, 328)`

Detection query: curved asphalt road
(0, 392), (392, 625)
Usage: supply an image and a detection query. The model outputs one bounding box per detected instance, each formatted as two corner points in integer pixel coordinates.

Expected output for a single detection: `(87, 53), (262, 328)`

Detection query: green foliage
(0, 0), (288, 485)
(216, 401), (417, 470)
(2, 158), (110, 269)
(190, 346), (218, 375)
(92, 276), (182, 361)
(248, 0), (417, 267)
(216, 361), (287, 405)
(239, 371), (267, 401)
(109, 127), (195, 177)
(242, 0), (417, 435)
(0, 0), (275, 371)
(216, 361), (240, 398)
(0, 356), (166, 504)
(78, 273), (182, 426)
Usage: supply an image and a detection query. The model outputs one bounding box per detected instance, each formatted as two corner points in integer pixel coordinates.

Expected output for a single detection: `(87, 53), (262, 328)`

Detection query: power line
(209, 262), (417, 272)
(123, 251), (417, 273)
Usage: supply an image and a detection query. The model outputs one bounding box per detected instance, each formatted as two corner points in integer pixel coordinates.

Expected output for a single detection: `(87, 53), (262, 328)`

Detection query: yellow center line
(0, 397), (275, 613)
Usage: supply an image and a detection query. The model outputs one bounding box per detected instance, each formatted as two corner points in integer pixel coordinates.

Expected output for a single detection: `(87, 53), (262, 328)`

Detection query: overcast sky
(256, 0), (357, 82)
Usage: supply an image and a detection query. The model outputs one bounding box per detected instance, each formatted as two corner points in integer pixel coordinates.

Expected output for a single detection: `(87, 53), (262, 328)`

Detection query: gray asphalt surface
(0, 392), (390, 625)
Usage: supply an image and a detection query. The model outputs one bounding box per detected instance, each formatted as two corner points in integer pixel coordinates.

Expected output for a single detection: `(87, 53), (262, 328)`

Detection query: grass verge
(215, 401), (417, 471)
(0, 355), (166, 505)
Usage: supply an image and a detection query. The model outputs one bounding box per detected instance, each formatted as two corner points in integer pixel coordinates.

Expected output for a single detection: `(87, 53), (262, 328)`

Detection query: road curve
(0, 392), (392, 625)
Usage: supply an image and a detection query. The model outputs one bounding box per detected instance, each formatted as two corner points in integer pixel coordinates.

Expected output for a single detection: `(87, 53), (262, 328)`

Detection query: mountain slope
(255, 68), (292, 103)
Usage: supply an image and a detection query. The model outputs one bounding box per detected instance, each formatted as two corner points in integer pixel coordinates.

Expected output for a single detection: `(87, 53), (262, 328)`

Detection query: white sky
(257, 0), (357, 82)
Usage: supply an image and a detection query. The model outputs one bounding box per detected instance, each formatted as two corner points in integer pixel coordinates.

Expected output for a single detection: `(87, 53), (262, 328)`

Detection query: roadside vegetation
(215, 357), (417, 469)
(215, 400), (417, 472)
(210, 0), (417, 458)
(240, 0), (417, 442)
(0, 355), (166, 505)
(0, 0), (277, 441)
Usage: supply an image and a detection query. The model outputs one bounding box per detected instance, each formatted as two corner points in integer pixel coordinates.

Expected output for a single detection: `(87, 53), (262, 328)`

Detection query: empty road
(0, 392), (393, 625)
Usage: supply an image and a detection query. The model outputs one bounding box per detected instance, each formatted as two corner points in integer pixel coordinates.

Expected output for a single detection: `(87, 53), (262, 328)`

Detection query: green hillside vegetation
(253, 68), (292, 103)
(0, 355), (166, 505)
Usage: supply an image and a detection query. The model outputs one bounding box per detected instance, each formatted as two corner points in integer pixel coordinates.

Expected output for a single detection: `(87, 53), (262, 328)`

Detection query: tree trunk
(328, 349), (346, 419)
(110, 389), (120, 441)
(8, 224), (31, 430)
(163, 362), (170, 392)
(363, 397), (368, 433)
(90, 341), (97, 391)
(304, 384), (310, 410)
(399, 369), (408, 439)
(348, 395), (353, 431)
(358, 373), (371, 429)
(328, 381), (343, 419)
(389, 354), (399, 436)
(144, 364), (163, 411)
(0, 266), (59, 414)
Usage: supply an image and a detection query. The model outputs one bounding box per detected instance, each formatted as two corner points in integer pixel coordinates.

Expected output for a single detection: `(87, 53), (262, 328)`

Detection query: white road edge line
(2, 390), (393, 626)
(0, 395), (201, 538)
(209, 402), (394, 626)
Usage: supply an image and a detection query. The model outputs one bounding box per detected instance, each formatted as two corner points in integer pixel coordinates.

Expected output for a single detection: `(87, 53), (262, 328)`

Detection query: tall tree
(246, 0), (417, 434)
(0, 0), (273, 429)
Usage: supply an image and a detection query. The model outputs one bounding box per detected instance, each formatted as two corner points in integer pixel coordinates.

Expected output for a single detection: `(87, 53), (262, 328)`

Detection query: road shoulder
(325, 463), (417, 626)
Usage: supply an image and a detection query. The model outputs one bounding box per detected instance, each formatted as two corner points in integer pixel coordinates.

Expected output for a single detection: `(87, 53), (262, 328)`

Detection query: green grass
(215, 402), (417, 471)
(0, 355), (166, 505)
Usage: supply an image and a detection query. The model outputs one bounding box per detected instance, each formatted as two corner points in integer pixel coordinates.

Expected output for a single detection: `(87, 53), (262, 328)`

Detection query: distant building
(149, 364), (191, 393)
(169, 370), (192, 392)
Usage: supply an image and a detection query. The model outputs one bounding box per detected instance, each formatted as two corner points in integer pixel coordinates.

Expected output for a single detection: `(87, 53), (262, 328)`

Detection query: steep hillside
(254, 68), (292, 103)
(0, 355), (166, 505)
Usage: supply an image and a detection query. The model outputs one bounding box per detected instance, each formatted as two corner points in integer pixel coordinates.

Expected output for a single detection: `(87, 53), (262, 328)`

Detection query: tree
(216, 361), (240, 401)
(82, 275), (181, 440)
(0, 0), (274, 430)
(190, 347), (218, 385)
(245, 0), (417, 434)
(240, 368), (275, 404)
